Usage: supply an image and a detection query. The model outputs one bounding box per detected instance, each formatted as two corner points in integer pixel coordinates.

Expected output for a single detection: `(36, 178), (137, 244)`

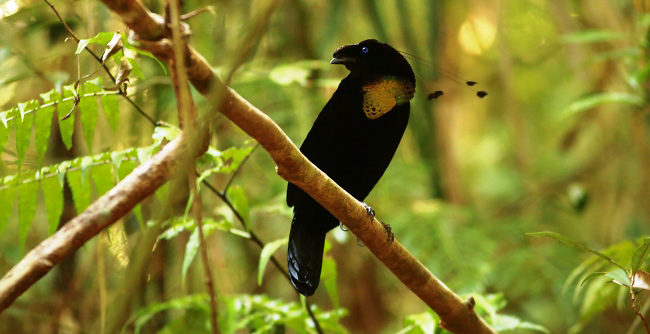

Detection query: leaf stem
(42, 0), (157, 126)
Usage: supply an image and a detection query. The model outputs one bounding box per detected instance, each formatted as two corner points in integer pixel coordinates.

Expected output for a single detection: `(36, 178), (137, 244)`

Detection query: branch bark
(0, 0), (497, 332)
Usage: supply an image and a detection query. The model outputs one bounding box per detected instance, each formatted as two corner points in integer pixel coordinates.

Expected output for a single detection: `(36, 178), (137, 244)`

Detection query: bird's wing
(286, 77), (359, 207)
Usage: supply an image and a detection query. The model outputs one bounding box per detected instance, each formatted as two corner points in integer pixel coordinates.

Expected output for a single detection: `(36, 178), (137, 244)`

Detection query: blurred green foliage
(1, 0), (650, 333)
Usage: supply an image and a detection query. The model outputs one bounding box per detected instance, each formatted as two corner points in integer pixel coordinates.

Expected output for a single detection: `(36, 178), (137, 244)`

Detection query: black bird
(286, 39), (416, 296)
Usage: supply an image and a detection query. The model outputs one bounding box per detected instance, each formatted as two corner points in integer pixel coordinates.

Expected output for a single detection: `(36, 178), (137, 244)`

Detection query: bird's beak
(330, 56), (355, 65)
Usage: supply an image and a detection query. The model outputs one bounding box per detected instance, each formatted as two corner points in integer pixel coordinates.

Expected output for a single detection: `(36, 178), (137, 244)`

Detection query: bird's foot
(339, 222), (349, 232)
(356, 238), (365, 247)
(362, 202), (375, 221)
(380, 222), (394, 245)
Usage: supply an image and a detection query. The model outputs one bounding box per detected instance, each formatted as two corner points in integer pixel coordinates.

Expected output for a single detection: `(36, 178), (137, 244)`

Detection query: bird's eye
(361, 46), (369, 54)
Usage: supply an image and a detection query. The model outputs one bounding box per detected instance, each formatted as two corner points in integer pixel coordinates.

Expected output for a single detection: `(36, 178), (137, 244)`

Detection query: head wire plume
(398, 51), (487, 99)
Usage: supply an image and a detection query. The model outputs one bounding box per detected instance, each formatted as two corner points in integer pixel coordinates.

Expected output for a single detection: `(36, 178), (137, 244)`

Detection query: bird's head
(331, 39), (415, 85)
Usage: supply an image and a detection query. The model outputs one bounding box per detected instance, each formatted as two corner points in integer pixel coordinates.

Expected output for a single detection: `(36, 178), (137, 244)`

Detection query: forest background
(0, 0), (649, 333)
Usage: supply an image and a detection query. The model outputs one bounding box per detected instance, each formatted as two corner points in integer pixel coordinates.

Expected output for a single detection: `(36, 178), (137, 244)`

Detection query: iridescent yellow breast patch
(362, 78), (415, 119)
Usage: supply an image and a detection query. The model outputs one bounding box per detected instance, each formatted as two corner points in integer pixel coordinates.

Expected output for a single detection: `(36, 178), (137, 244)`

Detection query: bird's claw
(339, 222), (349, 232)
(356, 238), (365, 247)
(362, 202), (375, 221)
(380, 222), (394, 245)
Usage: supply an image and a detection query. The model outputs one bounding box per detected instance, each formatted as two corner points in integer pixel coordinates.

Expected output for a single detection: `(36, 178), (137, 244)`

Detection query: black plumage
(286, 39), (416, 296)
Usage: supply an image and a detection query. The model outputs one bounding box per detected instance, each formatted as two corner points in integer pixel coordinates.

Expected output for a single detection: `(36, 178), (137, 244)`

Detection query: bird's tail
(287, 213), (328, 296)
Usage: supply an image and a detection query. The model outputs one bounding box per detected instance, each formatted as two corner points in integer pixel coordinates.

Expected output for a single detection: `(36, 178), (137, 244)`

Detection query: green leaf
(15, 105), (34, 171)
(80, 156), (93, 189)
(90, 163), (115, 198)
(527, 231), (627, 272)
(100, 92), (120, 131)
(321, 256), (340, 311)
(76, 32), (117, 55)
(158, 218), (194, 240)
(117, 160), (136, 181)
(18, 181), (39, 254)
(41, 175), (64, 235)
(0, 47), (10, 66)
(0, 186), (16, 233)
(111, 150), (127, 176)
(56, 160), (71, 187)
(80, 81), (100, 152)
(606, 268), (631, 287)
(221, 146), (254, 173)
(34, 104), (55, 166)
(0, 110), (9, 128)
(471, 293), (506, 321)
(155, 182), (170, 205)
(182, 192), (193, 222)
(228, 229), (251, 239)
(227, 186), (249, 229)
(136, 145), (155, 163)
(564, 93), (644, 119)
(580, 272), (607, 286)
(632, 238), (650, 274)
(40, 89), (62, 104)
(0, 111), (9, 156)
(491, 314), (550, 333)
(57, 87), (76, 150)
(269, 61), (316, 86)
(197, 145), (255, 181)
(37, 89), (62, 160)
(92, 32), (120, 46)
(182, 228), (201, 286)
(257, 238), (288, 285)
(67, 170), (92, 214)
(562, 30), (626, 44)
(218, 297), (238, 334)
(133, 204), (143, 228)
(127, 57), (144, 79)
(176, 219), (229, 285)
(204, 218), (234, 233)
(132, 295), (209, 334)
(152, 125), (181, 145)
(402, 311), (437, 334)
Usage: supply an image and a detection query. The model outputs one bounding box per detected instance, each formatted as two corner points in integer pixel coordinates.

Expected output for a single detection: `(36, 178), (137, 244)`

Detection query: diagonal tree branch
(0, 0), (497, 333)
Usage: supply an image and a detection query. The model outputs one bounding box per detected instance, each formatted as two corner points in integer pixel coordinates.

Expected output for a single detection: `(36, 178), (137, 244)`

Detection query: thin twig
(41, 1), (490, 332)
(124, 94), (157, 125)
(305, 300), (324, 334)
(629, 274), (650, 333)
(2, 91), (121, 123)
(180, 6), (216, 21)
(201, 178), (324, 334)
(197, 143), (324, 331)
(43, 0), (112, 82)
(199, 178), (289, 280)
(198, 155), (324, 334)
(627, 297), (650, 334)
(189, 172), (219, 334)
(42, 1), (315, 330)
(42, 0), (80, 41)
(166, 0), (219, 330)
(42, 0), (157, 126)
